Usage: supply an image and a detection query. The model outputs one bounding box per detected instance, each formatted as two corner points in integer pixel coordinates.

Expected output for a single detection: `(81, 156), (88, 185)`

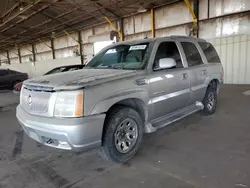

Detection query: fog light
(58, 141), (71, 150)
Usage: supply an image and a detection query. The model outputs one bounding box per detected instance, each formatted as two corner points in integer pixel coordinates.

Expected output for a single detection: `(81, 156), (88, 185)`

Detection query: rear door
(147, 40), (191, 120)
(180, 41), (207, 104)
(198, 41), (223, 84)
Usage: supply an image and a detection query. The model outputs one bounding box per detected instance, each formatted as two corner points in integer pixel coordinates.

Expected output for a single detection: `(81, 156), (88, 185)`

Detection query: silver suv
(16, 36), (223, 163)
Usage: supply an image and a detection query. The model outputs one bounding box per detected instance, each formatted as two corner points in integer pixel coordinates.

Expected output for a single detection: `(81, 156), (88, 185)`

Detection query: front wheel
(99, 106), (144, 163)
(202, 85), (217, 115)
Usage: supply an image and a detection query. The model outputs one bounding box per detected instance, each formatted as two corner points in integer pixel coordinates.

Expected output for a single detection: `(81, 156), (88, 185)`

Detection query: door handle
(182, 73), (188, 80)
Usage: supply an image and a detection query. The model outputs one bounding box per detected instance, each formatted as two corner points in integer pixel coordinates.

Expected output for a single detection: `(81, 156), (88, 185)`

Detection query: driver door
(148, 40), (191, 120)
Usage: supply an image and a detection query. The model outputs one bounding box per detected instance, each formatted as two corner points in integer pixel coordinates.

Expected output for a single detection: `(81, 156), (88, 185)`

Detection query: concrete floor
(0, 90), (19, 111)
(0, 85), (250, 188)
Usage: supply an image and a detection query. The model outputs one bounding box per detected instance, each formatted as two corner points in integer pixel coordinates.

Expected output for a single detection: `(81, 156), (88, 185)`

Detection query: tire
(202, 84), (217, 115)
(99, 106), (144, 163)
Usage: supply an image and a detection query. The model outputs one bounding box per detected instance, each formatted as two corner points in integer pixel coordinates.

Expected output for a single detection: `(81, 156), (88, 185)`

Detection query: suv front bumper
(16, 105), (106, 152)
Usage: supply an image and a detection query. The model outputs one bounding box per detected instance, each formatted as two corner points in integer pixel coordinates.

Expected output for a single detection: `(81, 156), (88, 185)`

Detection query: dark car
(0, 69), (28, 90)
(13, 64), (85, 94)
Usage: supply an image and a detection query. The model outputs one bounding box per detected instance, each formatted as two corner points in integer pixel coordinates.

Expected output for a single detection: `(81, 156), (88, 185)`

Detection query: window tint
(181, 42), (203, 67)
(0, 70), (8, 76)
(153, 42), (183, 70)
(199, 42), (221, 63)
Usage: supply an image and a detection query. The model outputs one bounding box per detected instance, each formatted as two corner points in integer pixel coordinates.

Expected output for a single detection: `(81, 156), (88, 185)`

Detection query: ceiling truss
(0, 0), (178, 50)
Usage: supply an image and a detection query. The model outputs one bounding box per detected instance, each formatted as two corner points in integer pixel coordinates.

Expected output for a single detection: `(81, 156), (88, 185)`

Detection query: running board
(145, 102), (204, 133)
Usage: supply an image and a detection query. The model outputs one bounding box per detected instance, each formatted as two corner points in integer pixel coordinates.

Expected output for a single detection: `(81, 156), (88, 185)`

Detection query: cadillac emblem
(28, 94), (32, 106)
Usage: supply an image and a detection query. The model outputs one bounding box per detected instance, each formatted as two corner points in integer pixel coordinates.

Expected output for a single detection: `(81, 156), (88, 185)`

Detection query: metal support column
(51, 38), (56, 59)
(104, 16), (123, 41)
(18, 48), (22, 64)
(119, 18), (124, 41)
(184, 0), (199, 38)
(32, 44), (36, 62)
(193, 0), (199, 38)
(207, 0), (210, 19)
(6, 50), (10, 64)
(64, 30), (80, 47)
(78, 31), (84, 65)
(151, 8), (156, 38)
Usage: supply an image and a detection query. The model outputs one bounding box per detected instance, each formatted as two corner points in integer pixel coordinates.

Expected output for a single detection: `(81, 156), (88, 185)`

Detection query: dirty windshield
(86, 43), (149, 70)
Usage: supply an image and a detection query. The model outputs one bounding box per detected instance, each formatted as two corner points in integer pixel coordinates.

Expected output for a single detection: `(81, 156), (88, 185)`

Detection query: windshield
(86, 43), (149, 70)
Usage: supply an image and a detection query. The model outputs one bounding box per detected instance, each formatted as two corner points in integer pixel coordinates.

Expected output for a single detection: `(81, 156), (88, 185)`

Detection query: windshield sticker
(129, 45), (147, 50)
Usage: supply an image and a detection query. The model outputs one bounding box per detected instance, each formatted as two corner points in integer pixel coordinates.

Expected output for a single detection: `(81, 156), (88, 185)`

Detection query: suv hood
(24, 68), (137, 91)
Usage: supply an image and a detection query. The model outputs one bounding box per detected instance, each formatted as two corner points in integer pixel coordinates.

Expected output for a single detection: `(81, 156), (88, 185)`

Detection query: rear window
(199, 42), (221, 63)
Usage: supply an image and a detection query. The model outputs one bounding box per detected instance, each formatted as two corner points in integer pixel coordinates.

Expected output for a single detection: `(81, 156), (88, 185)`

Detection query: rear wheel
(99, 106), (143, 163)
(202, 84), (217, 115)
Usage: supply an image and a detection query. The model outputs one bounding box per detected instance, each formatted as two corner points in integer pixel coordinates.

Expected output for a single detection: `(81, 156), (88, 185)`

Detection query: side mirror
(158, 58), (176, 70)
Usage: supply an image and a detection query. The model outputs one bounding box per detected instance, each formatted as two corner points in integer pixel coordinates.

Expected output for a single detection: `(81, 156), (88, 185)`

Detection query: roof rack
(170, 35), (206, 41)
(170, 35), (196, 39)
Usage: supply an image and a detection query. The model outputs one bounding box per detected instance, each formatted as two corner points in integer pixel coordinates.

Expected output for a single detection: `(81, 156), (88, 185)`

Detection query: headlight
(54, 90), (84, 117)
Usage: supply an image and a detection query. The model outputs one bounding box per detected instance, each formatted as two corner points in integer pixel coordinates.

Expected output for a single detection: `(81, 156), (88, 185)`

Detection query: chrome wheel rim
(114, 118), (138, 153)
(207, 92), (215, 111)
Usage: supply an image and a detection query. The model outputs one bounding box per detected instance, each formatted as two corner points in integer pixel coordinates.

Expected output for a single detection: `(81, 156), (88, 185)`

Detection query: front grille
(21, 87), (51, 114)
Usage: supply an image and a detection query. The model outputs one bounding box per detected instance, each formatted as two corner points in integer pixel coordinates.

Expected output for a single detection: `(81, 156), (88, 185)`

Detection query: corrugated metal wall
(1, 56), (81, 78)
(208, 34), (250, 84)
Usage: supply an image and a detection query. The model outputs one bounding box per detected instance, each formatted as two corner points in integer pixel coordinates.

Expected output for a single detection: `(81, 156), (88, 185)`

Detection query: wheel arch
(106, 98), (148, 125)
(204, 76), (220, 93)
(100, 98), (148, 147)
(88, 88), (149, 119)
(208, 79), (219, 86)
(207, 78), (220, 94)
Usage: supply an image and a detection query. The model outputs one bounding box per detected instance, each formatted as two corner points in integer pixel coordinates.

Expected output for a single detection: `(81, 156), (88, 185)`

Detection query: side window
(181, 42), (203, 67)
(199, 42), (221, 63)
(0, 70), (8, 76)
(153, 42), (183, 70)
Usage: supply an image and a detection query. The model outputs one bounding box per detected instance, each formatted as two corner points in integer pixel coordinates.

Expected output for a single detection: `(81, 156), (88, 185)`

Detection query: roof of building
(0, 0), (178, 50)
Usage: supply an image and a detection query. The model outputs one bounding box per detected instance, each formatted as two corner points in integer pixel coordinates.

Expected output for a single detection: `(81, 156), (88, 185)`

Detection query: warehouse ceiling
(0, 0), (179, 50)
